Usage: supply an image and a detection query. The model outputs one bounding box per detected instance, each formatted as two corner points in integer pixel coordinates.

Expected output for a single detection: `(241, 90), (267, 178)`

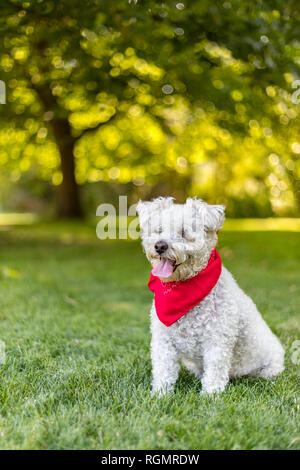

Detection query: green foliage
(0, 0), (300, 216)
(0, 225), (299, 449)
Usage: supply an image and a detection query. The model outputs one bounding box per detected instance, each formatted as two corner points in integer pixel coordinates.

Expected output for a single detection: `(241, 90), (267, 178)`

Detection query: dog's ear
(136, 197), (174, 229)
(204, 203), (225, 232)
(186, 197), (225, 232)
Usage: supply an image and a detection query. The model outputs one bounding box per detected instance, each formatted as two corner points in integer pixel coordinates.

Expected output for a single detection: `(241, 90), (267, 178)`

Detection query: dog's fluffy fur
(137, 197), (284, 395)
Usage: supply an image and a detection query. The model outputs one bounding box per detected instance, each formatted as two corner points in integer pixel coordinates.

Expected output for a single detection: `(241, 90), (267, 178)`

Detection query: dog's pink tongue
(152, 258), (174, 278)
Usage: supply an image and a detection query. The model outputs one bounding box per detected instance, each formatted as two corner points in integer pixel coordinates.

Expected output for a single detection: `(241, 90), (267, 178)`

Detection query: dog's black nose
(155, 240), (168, 254)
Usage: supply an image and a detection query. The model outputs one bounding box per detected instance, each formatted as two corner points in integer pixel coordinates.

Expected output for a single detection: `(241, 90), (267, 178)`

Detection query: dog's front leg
(200, 342), (232, 395)
(151, 317), (179, 396)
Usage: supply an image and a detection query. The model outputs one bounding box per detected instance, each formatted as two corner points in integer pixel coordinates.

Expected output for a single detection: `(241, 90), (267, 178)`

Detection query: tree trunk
(33, 84), (83, 218)
(50, 119), (83, 219)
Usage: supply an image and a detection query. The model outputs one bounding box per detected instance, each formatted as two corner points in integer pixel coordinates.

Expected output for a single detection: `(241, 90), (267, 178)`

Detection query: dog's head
(137, 197), (225, 282)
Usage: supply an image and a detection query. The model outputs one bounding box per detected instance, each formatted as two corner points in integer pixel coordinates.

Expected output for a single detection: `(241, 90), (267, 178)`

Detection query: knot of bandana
(148, 248), (222, 327)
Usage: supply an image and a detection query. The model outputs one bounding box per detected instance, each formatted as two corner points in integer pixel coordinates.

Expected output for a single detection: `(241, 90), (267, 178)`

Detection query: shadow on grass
(173, 367), (287, 398)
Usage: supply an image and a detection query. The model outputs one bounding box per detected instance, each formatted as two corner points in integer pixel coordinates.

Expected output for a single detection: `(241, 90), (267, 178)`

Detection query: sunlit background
(0, 0), (300, 222)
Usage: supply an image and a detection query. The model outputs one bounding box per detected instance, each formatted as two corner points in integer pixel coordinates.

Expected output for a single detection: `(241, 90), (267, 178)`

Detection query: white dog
(137, 197), (284, 395)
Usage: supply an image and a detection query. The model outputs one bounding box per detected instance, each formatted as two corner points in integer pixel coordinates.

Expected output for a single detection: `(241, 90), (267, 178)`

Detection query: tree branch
(74, 111), (118, 141)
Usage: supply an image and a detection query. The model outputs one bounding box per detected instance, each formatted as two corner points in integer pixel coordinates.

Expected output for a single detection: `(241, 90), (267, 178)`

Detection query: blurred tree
(0, 0), (300, 217)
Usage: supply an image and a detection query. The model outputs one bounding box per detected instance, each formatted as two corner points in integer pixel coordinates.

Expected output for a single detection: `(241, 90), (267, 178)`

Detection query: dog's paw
(200, 383), (226, 397)
(200, 376), (228, 396)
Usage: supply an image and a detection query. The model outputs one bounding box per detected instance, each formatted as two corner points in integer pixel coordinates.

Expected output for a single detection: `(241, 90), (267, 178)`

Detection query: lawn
(0, 223), (299, 450)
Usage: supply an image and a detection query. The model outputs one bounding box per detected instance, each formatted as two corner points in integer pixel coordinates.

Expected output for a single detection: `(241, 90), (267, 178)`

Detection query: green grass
(0, 224), (299, 450)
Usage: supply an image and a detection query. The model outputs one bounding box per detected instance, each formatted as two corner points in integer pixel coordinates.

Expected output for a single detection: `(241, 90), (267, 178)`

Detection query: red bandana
(148, 248), (222, 327)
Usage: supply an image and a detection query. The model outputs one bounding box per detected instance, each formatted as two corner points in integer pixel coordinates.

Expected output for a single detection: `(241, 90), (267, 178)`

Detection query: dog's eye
(181, 228), (185, 238)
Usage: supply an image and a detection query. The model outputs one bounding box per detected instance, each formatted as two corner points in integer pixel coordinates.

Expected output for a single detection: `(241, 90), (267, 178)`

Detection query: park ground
(0, 222), (299, 449)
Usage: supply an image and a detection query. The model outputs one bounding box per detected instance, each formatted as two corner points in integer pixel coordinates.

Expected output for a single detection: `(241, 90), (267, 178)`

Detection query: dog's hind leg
(250, 351), (284, 380)
(247, 332), (285, 380)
